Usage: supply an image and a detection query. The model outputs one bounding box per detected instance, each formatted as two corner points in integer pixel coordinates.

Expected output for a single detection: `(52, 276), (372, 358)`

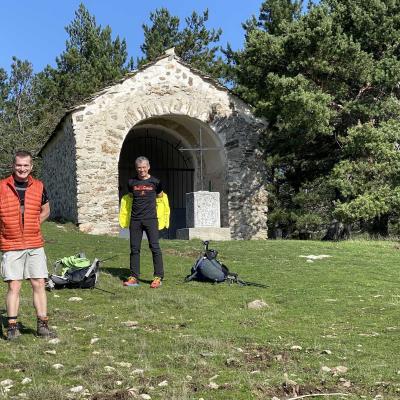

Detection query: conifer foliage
(139, 8), (223, 77)
(228, 0), (400, 238)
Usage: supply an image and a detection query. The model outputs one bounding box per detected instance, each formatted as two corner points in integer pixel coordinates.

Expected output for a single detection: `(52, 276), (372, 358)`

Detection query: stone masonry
(40, 51), (268, 239)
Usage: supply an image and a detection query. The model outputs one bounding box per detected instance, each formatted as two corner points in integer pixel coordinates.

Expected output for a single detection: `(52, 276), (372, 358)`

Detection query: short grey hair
(135, 156), (150, 166)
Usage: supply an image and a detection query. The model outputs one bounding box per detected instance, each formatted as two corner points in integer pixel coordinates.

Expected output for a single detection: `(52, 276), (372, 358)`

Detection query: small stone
(90, 338), (99, 344)
(275, 354), (283, 361)
(115, 362), (132, 368)
(45, 350), (57, 355)
(104, 366), (116, 372)
(140, 394), (151, 400)
(21, 378), (32, 385)
(53, 294), (60, 298)
(234, 347), (244, 353)
(250, 370), (261, 374)
(200, 352), (214, 357)
(48, 338), (61, 345)
(52, 364), (64, 370)
(131, 369), (144, 374)
(320, 349), (332, 355)
(321, 366), (332, 372)
(70, 386), (84, 393)
(73, 327), (85, 331)
(1, 379), (14, 387)
(68, 297), (83, 302)
(121, 320), (139, 328)
(291, 345), (302, 351)
(115, 381), (122, 386)
(92, 351), (100, 355)
(158, 380), (168, 387)
(185, 375), (192, 381)
(332, 366), (348, 374)
(208, 381), (219, 389)
(247, 299), (268, 309)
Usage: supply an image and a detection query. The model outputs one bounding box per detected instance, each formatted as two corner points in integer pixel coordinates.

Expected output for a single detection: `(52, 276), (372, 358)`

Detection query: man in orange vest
(0, 150), (56, 340)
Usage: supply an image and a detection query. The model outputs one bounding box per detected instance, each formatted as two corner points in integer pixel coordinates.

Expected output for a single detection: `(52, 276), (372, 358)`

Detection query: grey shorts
(1, 248), (49, 281)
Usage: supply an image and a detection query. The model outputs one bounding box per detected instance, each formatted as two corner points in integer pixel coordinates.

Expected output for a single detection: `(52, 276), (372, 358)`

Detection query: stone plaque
(186, 191), (220, 228)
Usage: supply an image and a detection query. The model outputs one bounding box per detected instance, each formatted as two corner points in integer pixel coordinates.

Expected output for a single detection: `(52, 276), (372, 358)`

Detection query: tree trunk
(368, 214), (389, 237)
(322, 220), (351, 241)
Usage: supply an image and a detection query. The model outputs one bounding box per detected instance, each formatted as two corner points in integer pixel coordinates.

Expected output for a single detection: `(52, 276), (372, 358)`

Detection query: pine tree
(228, 0), (400, 238)
(139, 8), (223, 77)
(52, 3), (132, 107)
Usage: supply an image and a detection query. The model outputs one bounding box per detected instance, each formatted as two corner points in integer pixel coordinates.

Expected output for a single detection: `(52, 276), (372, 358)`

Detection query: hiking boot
(37, 317), (57, 339)
(6, 322), (21, 341)
(123, 276), (139, 287)
(150, 277), (162, 289)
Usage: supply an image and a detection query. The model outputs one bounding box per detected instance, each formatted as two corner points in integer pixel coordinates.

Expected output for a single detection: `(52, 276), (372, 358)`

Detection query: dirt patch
(242, 345), (293, 369)
(91, 390), (132, 400)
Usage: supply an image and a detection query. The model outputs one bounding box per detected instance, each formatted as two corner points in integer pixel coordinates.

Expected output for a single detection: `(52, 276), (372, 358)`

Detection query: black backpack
(185, 241), (268, 288)
(185, 241), (240, 284)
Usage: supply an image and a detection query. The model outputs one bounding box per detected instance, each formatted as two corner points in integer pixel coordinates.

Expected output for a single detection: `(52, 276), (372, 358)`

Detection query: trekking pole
(99, 255), (118, 263)
(93, 286), (116, 295)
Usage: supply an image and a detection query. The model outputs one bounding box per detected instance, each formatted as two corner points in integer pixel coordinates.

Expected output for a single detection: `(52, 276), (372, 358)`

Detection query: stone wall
(212, 114), (268, 239)
(46, 54), (268, 239)
(41, 116), (78, 222)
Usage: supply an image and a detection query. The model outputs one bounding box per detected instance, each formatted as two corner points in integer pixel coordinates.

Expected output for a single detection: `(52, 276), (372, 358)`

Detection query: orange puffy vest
(0, 175), (45, 251)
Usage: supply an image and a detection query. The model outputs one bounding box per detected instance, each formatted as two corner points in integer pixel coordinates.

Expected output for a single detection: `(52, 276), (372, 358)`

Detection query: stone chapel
(39, 49), (268, 239)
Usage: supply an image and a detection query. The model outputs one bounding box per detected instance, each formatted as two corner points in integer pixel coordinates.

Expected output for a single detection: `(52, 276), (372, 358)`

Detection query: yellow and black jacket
(119, 192), (170, 230)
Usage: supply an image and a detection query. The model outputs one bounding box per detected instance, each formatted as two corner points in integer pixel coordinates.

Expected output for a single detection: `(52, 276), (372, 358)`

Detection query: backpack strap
(184, 271), (198, 282)
(184, 256), (203, 282)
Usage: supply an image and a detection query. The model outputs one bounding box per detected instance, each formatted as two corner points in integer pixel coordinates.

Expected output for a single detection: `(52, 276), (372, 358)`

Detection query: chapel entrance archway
(118, 115), (226, 238)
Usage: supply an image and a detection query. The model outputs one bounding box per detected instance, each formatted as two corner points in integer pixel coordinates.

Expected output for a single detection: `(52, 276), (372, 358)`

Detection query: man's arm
(40, 202), (50, 224)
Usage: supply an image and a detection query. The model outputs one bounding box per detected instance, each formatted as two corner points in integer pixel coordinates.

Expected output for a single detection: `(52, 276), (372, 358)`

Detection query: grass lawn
(0, 222), (399, 399)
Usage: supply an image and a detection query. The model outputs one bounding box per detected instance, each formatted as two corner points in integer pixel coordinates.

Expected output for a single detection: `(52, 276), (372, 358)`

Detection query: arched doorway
(119, 125), (194, 238)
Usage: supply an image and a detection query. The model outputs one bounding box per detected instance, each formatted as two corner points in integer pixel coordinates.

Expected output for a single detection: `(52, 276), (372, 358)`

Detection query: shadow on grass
(101, 267), (155, 284)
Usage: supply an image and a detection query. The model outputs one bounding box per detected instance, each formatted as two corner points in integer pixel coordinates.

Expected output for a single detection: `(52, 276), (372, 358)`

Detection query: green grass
(0, 222), (399, 399)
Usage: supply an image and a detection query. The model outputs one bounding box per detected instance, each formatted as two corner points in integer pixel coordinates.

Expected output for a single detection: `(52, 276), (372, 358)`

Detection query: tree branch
(287, 393), (350, 400)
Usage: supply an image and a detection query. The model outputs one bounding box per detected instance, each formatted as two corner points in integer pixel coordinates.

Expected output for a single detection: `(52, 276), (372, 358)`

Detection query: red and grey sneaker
(123, 276), (139, 287)
(150, 277), (162, 289)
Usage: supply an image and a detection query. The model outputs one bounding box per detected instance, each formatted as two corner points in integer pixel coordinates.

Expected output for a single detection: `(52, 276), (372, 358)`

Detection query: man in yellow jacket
(119, 156), (169, 288)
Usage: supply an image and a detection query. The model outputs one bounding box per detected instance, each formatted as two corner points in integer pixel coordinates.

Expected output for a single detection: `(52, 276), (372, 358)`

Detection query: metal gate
(119, 131), (194, 238)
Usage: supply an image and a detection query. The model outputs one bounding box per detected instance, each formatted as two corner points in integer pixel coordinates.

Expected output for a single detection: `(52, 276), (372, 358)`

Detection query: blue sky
(0, 0), (263, 73)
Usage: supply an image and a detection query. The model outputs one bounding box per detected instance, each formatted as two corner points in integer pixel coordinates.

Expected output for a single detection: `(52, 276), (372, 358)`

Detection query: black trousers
(129, 219), (164, 279)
